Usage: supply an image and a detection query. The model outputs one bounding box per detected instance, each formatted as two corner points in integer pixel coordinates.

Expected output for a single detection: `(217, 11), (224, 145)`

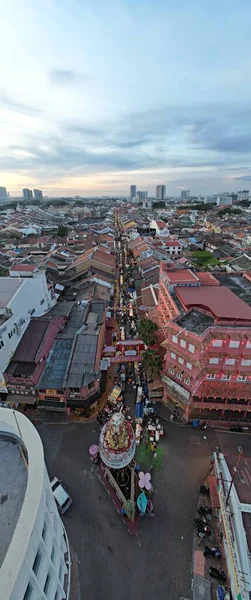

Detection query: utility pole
(226, 445), (243, 507)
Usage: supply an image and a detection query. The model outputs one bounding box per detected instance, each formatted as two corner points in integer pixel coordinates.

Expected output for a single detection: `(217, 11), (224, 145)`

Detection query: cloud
(48, 69), (89, 86)
(234, 175), (251, 181)
(0, 87), (44, 118)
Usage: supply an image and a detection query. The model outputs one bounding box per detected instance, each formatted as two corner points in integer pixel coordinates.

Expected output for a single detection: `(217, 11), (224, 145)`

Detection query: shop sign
(125, 350), (137, 356)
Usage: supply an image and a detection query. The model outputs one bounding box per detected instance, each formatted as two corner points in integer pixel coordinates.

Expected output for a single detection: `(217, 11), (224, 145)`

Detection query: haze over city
(1, 0), (251, 196)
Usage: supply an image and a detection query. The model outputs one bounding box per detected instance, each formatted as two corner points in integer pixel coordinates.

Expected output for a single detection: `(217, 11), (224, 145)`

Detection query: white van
(50, 477), (72, 514)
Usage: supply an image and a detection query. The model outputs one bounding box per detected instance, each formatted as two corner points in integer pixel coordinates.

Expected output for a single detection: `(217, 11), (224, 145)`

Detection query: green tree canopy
(139, 318), (159, 346)
(57, 225), (68, 237)
(142, 349), (163, 380)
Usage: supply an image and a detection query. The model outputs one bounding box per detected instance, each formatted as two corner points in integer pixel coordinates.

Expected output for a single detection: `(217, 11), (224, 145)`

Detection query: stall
(108, 386), (123, 409)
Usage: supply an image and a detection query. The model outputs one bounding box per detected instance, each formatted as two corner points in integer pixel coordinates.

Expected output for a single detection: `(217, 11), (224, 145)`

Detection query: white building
(0, 409), (71, 600)
(216, 195), (233, 207)
(0, 271), (56, 392)
(213, 451), (251, 600)
(150, 219), (169, 237)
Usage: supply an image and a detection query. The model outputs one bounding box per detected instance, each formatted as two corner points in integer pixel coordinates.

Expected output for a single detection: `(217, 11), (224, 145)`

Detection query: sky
(1, 0), (251, 197)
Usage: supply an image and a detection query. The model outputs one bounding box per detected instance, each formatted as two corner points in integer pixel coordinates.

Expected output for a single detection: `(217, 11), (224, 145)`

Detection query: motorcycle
(198, 506), (212, 516)
(196, 525), (211, 538)
(200, 485), (210, 496)
(209, 567), (226, 582)
(193, 517), (208, 527)
(204, 546), (222, 559)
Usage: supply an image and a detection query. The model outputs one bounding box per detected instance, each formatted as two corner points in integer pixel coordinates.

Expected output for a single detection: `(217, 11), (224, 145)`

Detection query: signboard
(125, 350), (137, 356)
(110, 355), (143, 363)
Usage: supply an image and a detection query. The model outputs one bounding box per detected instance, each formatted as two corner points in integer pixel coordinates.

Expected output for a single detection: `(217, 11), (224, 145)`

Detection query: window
(169, 367), (174, 374)
(207, 374), (215, 379)
(178, 357), (184, 364)
(8, 328), (16, 339)
(23, 583), (33, 600)
(59, 564), (62, 582)
(54, 591), (60, 600)
(241, 359), (251, 366)
(73, 387), (80, 393)
(225, 358), (235, 365)
(229, 340), (240, 348)
(177, 372), (182, 379)
(172, 335), (177, 344)
(246, 340), (251, 349)
(222, 374), (230, 381)
(184, 378), (190, 385)
(30, 308), (35, 315)
(88, 381), (94, 390)
(32, 548), (42, 575)
(0, 340), (4, 349)
(170, 352), (176, 359)
(209, 357), (219, 364)
(186, 362), (192, 370)
(40, 298), (45, 305)
(188, 343), (195, 353)
(238, 375), (246, 382)
(42, 521), (47, 541)
(43, 573), (51, 595)
(180, 339), (186, 348)
(51, 546), (55, 563)
(212, 340), (223, 347)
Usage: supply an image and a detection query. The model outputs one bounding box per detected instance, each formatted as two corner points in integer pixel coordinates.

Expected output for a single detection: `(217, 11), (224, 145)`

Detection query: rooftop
(165, 269), (199, 284)
(37, 338), (73, 389)
(176, 285), (251, 322)
(176, 309), (214, 335)
(216, 274), (251, 308)
(0, 278), (23, 308)
(0, 438), (28, 568)
(7, 318), (49, 364)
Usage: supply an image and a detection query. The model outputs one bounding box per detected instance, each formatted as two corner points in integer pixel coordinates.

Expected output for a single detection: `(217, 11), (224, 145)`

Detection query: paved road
(37, 418), (245, 600)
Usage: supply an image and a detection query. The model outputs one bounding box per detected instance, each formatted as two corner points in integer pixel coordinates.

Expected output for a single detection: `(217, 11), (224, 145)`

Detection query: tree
(57, 225), (68, 237)
(142, 349), (163, 380)
(123, 499), (136, 521)
(139, 318), (159, 346)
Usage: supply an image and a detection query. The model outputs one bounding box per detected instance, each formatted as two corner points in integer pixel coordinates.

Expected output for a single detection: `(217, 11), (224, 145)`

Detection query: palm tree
(142, 349), (163, 380)
(139, 318), (159, 346)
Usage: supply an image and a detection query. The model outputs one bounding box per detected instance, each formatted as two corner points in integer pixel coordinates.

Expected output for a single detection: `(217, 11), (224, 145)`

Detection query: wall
(0, 273), (56, 391)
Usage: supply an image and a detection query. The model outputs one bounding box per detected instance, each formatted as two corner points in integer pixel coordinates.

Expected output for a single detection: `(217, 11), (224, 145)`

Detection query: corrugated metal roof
(66, 334), (98, 388)
(37, 339), (73, 389)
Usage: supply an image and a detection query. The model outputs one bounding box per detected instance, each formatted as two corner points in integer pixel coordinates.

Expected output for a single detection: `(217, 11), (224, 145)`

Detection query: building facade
(156, 185), (166, 200)
(0, 186), (7, 199)
(158, 264), (251, 425)
(0, 272), (56, 393)
(23, 188), (33, 200)
(34, 189), (43, 200)
(0, 409), (71, 600)
(130, 185), (137, 200)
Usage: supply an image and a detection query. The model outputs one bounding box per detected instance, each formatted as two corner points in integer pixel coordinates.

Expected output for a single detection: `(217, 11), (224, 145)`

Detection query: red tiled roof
(155, 220), (167, 228)
(166, 269), (199, 284)
(165, 239), (181, 247)
(10, 264), (36, 272)
(176, 285), (251, 321)
(196, 272), (220, 286)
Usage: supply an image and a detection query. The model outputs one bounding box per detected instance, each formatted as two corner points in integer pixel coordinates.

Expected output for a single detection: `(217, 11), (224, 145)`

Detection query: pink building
(158, 263), (251, 425)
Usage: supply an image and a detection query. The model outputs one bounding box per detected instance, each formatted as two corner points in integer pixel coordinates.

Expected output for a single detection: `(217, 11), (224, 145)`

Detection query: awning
(7, 394), (36, 405)
(135, 401), (144, 419)
(208, 475), (220, 509)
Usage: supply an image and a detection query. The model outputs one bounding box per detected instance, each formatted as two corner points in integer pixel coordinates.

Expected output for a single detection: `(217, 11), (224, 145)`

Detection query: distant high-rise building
(34, 189), (43, 200)
(0, 186), (7, 199)
(130, 185), (137, 200)
(23, 188), (33, 200)
(137, 190), (148, 201)
(181, 190), (190, 199)
(156, 185), (166, 200)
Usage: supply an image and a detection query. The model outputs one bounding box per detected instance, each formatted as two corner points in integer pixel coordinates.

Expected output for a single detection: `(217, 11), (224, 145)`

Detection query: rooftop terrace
(176, 309), (214, 335)
(0, 438), (27, 568)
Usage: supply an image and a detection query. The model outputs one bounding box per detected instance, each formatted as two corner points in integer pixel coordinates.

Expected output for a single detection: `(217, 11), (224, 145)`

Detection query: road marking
(190, 435), (201, 445)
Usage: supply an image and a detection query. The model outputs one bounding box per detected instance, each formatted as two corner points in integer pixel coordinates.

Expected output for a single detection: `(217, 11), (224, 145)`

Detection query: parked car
(230, 425), (243, 432)
(50, 477), (72, 514)
(0, 401), (10, 408)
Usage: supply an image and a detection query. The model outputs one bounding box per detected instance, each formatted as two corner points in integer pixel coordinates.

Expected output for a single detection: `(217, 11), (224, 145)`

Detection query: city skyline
(1, 1), (251, 196)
